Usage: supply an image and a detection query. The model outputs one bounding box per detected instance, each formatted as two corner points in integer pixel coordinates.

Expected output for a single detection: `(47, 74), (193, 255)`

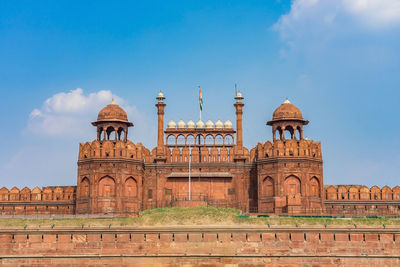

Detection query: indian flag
(199, 86), (203, 111)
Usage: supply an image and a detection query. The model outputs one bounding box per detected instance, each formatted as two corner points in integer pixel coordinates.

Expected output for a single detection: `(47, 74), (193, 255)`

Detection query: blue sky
(1, 0), (399, 188)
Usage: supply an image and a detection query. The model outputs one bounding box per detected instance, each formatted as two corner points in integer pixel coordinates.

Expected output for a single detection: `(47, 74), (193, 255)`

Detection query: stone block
(320, 232), (334, 242)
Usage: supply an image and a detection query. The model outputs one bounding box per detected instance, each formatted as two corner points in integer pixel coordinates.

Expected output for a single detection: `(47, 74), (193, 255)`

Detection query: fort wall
(0, 227), (399, 266)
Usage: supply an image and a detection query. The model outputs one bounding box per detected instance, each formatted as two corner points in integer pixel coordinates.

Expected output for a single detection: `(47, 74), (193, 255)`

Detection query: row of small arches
(0, 186), (75, 202)
(80, 176), (138, 198)
(261, 176), (321, 198)
(167, 147), (241, 163)
(326, 185), (400, 201)
(274, 125), (302, 140)
(167, 134), (234, 146)
(98, 127), (126, 141)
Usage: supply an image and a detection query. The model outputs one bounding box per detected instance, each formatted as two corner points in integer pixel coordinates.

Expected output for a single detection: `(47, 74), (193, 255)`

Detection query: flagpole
(198, 86), (202, 121)
(188, 145), (191, 201)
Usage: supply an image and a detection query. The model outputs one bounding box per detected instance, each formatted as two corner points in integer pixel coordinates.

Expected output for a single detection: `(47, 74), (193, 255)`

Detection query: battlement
(325, 185), (400, 201)
(251, 139), (322, 162)
(78, 140), (151, 162)
(0, 186), (76, 202)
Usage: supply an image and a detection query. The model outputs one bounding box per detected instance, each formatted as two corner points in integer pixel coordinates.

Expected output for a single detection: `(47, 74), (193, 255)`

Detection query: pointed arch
(382, 186), (392, 200)
(20, 187), (31, 201)
(80, 177), (90, 198)
(338, 186), (348, 200)
(309, 177), (320, 197)
(371, 186), (381, 200)
(98, 176), (115, 197)
(124, 177), (138, 197)
(348, 186), (359, 200)
(326, 186), (337, 200)
(32, 186), (41, 201)
(262, 177), (274, 197)
(284, 175), (301, 196)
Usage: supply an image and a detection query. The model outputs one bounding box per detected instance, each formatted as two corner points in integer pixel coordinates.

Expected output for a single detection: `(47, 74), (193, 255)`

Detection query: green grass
(0, 206), (400, 229)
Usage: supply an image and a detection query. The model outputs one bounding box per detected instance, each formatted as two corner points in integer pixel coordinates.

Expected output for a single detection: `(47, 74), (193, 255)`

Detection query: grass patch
(0, 206), (400, 229)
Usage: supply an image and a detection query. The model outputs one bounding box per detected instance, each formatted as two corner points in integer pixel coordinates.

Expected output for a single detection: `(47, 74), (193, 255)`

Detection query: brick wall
(0, 227), (399, 266)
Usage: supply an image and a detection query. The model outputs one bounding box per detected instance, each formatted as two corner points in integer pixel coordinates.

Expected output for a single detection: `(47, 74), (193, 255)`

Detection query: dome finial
(235, 91), (244, 101)
(110, 98), (116, 105)
(156, 91), (165, 102)
(283, 98), (291, 104)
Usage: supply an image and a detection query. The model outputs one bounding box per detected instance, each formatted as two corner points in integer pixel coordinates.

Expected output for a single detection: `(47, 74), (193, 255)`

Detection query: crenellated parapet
(0, 186), (76, 202)
(78, 140), (151, 162)
(325, 185), (400, 201)
(251, 139), (322, 162)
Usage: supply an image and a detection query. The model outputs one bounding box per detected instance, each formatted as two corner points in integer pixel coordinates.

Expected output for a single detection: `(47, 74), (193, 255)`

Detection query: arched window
(177, 135), (185, 145)
(205, 135), (214, 145)
(296, 127), (301, 140)
(98, 176), (115, 197)
(215, 135), (223, 145)
(224, 135), (233, 145)
(118, 128), (125, 140)
(263, 177), (274, 197)
(276, 126), (283, 140)
(284, 175), (301, 196)
(186, 135), (195, 145)
(284, 126), (294, 140)
(80, 178), (90, 198)
(167, 135), (176, 145)
(99, 128), (104, 141)
(124, 177), (138, 197)
(309, 177), (320, 197)
(106, 127), (116, 140)
(197, 135), (205, 145)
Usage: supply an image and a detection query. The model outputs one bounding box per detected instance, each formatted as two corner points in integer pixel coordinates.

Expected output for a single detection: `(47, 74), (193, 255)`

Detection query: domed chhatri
(224, 120), (233, 129)
(92, 99), (133, 142)
(167, 120), (176, 129)
(267, 98), (309, 141)
(177, 120), (186, 129)
(271, 98), (303, 122)
(187, 120), (195, 129)
(97, 99), (129, 122)
(205, 120), (214, 129)
(196, 120), (205, 129)
(215, 120), (223, 129)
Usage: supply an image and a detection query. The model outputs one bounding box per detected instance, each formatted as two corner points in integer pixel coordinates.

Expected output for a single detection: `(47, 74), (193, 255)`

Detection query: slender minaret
(234, 91), (244, 158)
(155, 91), (166, 161)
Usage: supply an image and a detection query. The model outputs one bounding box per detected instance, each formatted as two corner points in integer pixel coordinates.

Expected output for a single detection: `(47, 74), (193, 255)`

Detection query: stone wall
(0, 227), (399, 266)
(0, 186), (75, 216)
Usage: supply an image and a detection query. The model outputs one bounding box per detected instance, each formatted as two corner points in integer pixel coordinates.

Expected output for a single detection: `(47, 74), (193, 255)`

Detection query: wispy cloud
(273, 0), (400, 53)
(28, 88), (118, 136)
(26, 88), (155, 144)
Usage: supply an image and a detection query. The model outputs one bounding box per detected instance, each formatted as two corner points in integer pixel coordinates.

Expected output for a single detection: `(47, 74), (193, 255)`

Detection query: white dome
(157, 91), (164, 98)
(205, 120), (214, 129)
(177, 120), (186, 129)
(187, 120), (195, 128)
(224, 120), (233, 129)
(196, 120), (205, 128)
(215, 120), (223, 129)
(167, 120), (176, 128)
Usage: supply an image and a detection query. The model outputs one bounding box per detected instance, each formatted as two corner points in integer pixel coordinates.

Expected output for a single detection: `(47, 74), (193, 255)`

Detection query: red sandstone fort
(1, 92), (399, 217)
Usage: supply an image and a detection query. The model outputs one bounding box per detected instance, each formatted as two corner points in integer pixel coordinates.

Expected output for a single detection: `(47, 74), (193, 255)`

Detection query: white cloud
(343, 0), (400, 28)
(27, 88), (115, 136)
(272, 0), (400, 58)
(274, 0), (400, 41)
(27, 88), (155, 145)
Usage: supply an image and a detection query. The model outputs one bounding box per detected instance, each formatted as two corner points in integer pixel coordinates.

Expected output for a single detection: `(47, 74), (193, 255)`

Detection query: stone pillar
(234, 92), (244, 156)
(155, 92), (167, 162)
